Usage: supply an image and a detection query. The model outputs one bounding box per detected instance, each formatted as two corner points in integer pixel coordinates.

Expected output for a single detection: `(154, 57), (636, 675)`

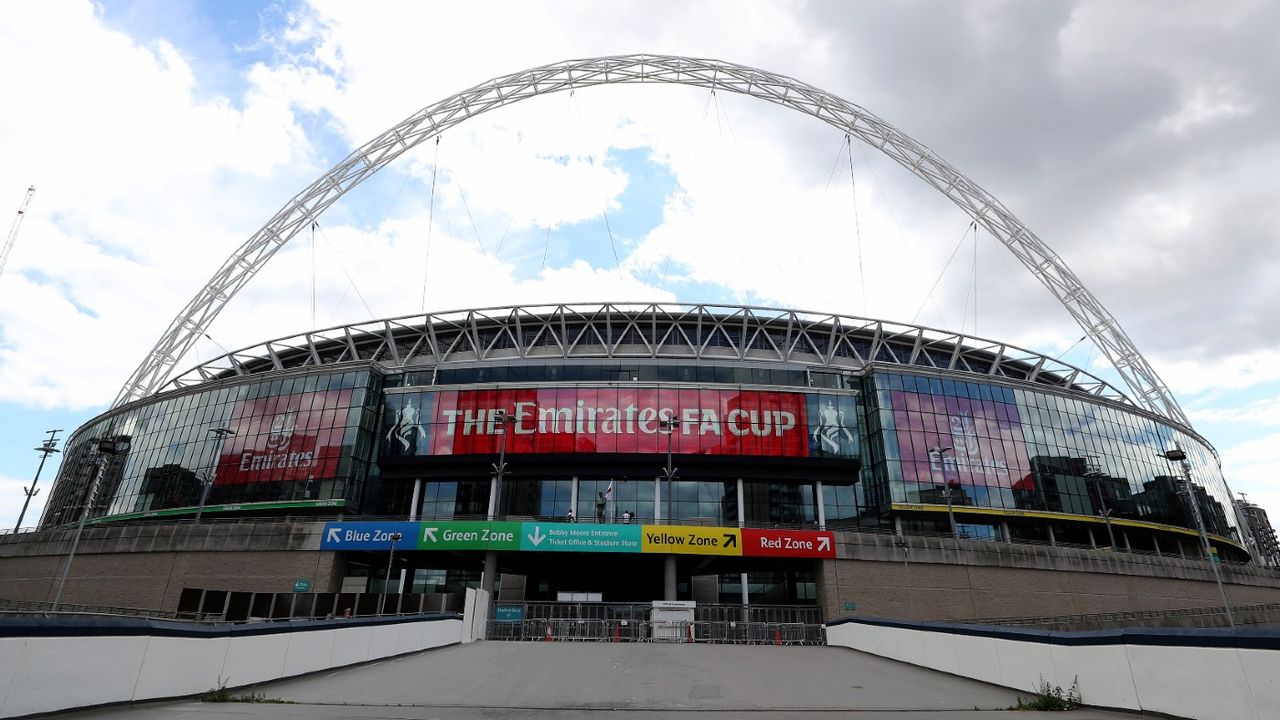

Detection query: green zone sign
(417, 521), (522, 551)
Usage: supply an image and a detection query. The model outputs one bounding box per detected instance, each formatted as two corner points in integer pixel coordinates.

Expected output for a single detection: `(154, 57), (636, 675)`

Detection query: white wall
(827, 620), (1278, 720)
(0, 616), (462, 718)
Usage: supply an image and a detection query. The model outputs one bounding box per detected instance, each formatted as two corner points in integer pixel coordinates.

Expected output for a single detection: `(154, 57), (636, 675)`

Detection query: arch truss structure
(114, 54), (1189, 427)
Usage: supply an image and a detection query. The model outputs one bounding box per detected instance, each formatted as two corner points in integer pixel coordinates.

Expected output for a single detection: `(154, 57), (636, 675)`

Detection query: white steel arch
(113, 54), (1189, 427)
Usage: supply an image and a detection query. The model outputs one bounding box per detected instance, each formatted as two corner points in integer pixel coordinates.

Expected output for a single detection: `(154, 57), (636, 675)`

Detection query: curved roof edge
(167, 302), (1134, 404)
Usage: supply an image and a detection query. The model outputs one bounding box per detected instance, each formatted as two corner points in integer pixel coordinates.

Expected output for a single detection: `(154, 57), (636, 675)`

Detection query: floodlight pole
(659, 418), (678, 524)
(15, 430), (60, 532)
(1083, 459), (1118, 549)
(929, 446), (957, 539)
(1161, 446), (1234, 628)
(51, 436), (129, 612)
(380, 531), (403, 615)
(488, 410), (515, 521)
(195, 426), (235, 522)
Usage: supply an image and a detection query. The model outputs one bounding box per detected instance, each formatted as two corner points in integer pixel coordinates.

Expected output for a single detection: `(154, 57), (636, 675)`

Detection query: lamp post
(15, 430), (60, 531)
(195, 426), (235, 522)
(379, 531), (403, 615)
(488, 410), (515, 520)
(51, 435), (129, 612)
(1083, 462), (1117, 549)
(1161, 446), (1235, 628)
(659, 417), (678, 524)
(929, 446), (957, 539)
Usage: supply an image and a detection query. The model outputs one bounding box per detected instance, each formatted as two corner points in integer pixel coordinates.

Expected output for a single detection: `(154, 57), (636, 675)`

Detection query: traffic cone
(612, 623), (621, 642)
(687, 624), (694, 643)
(545, 624), (553, 642)
(773, 627), (782, 646)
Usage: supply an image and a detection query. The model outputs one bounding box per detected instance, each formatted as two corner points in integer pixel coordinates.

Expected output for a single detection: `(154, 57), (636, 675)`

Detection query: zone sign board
(741, 529), (835, 558)
(321, 521), (835, 558)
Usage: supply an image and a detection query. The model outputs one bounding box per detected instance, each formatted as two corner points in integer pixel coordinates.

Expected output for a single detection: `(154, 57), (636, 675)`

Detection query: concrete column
(894, 516), (904, 536)
(1000, 521), (1011, 543)
(1178, 541), (1186, 559)
(815, 480), (827, 530)
(740, 572), (749, 606)
(1047, 525), (1056, 546)
(570, 476), (579, 520)
(1087, 526), (1096, 549)
(398, 568), (408, 594)
(654, 477), (663, 522)
(1153, 535), (1162, 556)
(482, 551), (498, 598)
(664, 556), (677, 600)
(486, 476), (499, 521)
(736, 478), (745, 529)
(1123, 529), (1131, 551)
(408, 478), (423, 521)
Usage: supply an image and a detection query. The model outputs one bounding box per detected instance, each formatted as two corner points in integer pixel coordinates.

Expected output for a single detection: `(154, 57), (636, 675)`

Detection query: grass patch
(1011, 676), (1082, 711)
(199, 676), (292, 704)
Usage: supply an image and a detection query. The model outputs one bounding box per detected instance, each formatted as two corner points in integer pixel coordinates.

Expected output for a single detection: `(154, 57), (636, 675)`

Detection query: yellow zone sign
(641, 525), (742, 556)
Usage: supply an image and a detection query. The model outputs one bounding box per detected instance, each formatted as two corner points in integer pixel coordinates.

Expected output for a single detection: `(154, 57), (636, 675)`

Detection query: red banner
(416, 388), (810, 457)
(741, 529), (836, 558)
(215, 389), (351, 485)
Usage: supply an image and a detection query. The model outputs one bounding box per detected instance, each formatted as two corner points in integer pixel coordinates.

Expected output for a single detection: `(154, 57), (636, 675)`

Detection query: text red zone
(427, 388), (811, 457)
(215, 389), (352, 485)
(742, 529), (836, 558)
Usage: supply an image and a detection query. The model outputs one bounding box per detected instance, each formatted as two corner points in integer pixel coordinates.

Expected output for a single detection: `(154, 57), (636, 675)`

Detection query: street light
(929, 446), (957, 539)
(15, 429), (60, 532)
(659, 417), (679, 525)
(195, 426), (236, 522)
(51, 435), (130, 612)
(1083, 461), (1117, 549)
(1160, 445), (1235, 628)
(488, 410), (515, 520)
(379, 531), (403, 615)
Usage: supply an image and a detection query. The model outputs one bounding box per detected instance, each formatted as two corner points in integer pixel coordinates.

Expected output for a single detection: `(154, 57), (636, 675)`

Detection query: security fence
(487, 602), (824, 645)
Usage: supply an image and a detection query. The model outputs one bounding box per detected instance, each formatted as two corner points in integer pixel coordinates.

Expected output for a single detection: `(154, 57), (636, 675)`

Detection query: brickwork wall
(817, 531), (1280, 624)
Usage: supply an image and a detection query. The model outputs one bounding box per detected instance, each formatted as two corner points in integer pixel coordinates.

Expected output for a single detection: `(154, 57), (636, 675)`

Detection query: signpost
(642, 525), (742, 556)
(319, 521), (835, 559)
(320, 521), (420, 550)
(741, 529), (835, 558)
(521, 523), (641, 552)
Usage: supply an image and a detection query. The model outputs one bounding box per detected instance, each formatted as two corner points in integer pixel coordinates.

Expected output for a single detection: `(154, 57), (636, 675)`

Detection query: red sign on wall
(741, 529), (836, 558)
(417, 388), (811, 457)
(215, 389), (352, 485)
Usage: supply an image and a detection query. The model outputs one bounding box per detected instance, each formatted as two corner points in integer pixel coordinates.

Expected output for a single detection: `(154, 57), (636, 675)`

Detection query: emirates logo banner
(215, 389), (352, 485)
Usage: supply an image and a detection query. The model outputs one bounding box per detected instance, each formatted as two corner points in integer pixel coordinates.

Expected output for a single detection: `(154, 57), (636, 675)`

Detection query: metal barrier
(486, 617), (825, 645)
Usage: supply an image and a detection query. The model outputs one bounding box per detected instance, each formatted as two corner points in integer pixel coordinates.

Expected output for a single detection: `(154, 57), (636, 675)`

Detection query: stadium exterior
(7, 56), (1280, 625)
(23, 303), (1258, 615)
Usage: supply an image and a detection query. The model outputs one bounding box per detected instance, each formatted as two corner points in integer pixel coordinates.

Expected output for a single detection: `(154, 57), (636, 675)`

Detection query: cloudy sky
(1, 0), (1278, 531)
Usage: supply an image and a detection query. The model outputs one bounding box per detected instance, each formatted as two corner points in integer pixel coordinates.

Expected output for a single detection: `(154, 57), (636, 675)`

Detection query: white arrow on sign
(423, 527), (438, 543)
(327, 527), (341, 543)
(527, 526), (546, 546)
(817, 536), (831, 552)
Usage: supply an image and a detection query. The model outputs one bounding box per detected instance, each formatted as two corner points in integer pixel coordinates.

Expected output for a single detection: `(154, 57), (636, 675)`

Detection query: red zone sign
(741, 529), (836, 558)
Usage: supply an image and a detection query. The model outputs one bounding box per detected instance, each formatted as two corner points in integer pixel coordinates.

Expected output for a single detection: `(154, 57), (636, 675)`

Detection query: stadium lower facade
(27, 304), (1256, 616)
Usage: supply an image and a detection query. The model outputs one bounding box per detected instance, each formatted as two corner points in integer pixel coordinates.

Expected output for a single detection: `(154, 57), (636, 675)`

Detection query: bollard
(773, 626), (782, 646)
(687, 624), (694, 643)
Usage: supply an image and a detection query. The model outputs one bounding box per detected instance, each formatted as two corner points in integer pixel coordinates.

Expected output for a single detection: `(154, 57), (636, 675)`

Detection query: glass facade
(39, 346), (1239, 557)
(41, 370), (381, 526)
(864, 371), (1239, 542)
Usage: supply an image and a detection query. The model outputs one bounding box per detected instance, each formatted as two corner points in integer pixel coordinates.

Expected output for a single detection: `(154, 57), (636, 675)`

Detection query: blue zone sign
(321, 521), (419, 550)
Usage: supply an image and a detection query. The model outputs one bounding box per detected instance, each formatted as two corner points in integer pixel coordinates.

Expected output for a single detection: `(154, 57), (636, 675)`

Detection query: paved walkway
(63, 642), (1135, 719)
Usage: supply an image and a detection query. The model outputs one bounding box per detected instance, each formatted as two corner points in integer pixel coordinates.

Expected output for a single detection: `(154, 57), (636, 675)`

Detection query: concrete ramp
(254, 642), (1128, 717)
